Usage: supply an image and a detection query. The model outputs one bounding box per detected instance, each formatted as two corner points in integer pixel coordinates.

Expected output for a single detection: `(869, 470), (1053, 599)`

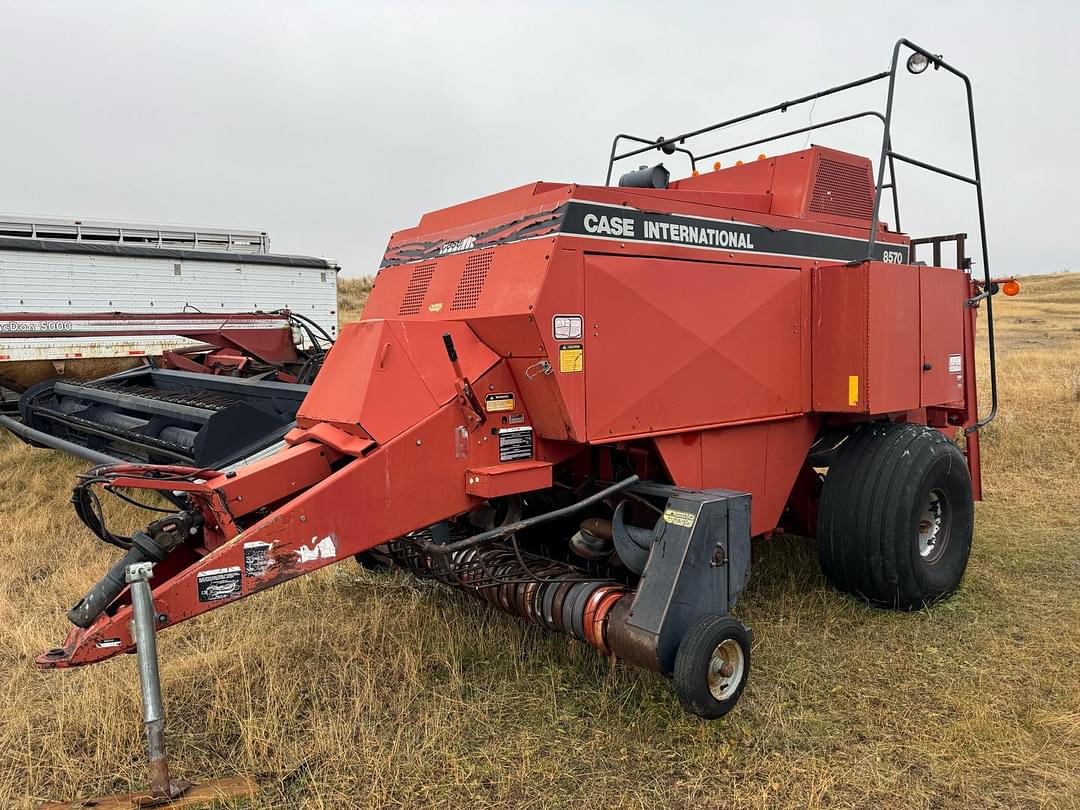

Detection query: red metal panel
(769, 151), (815, 218)
(695, 416), (818, 536)
(507, 356), (578, 441)
(812, 264), (866, 411)
(465, 460), (553, 498)
(296, 319), (497, 443)
(919, 266), (969, 406)
(654, 432), (703, 488)
(868, 263), (920, 412)
(584, 255), (805, 440)
(812, 262), (919, 414)
(532, 247), (587, 441)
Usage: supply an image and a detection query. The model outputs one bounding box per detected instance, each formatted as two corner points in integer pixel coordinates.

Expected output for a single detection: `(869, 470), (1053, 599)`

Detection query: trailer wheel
(673, 614), (751, 720)
(817, 422), (974, 609)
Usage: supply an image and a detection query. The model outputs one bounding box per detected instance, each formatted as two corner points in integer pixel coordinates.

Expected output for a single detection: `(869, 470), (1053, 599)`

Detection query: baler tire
(816, 422), (974, 610)
(673, 614), (751, 720)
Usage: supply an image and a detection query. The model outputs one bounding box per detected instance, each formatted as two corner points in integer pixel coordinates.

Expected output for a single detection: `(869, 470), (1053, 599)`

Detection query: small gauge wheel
(673, 614), (751, 720)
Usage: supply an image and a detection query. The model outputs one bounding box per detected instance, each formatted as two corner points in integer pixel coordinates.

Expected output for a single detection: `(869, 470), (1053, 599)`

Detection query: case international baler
(38, 40), (1013, 723)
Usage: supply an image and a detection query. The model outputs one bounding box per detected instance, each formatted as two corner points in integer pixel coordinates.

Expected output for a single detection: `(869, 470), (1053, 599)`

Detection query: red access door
(919, 266), (969, 407)
(583, 254), (807, 441)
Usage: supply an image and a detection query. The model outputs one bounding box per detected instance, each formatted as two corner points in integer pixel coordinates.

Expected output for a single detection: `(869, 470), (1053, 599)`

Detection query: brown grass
(0, 274), (1078, 808)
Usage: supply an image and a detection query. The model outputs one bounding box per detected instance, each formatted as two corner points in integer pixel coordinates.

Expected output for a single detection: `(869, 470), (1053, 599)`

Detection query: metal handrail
(867, 39), (996, 432)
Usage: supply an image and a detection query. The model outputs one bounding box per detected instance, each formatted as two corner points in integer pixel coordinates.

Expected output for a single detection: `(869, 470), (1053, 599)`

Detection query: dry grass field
(0, 273), (1077, 809)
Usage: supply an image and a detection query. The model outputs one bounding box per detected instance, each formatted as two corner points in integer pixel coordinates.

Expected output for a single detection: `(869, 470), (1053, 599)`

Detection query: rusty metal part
(591, 589), (628, 655)
(514, 581), (530, 618)
(580, 518), (614, 541)
(581, 586), (609, 649)
(604, 593), (660, 672)
(570, 523), (613, 561)
(582, 585), (622, 651)
(523, 581), (541, 624)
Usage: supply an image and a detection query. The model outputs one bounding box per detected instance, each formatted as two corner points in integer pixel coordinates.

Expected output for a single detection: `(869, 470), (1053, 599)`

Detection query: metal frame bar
(868, 39), (996, 431)
(604, 70), (890, 184)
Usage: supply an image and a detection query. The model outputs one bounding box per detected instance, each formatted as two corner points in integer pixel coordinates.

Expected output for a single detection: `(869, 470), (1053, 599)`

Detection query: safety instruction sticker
(559, 343), (583, 373)
(948, 353), (962, 374)
(197, 566), (242, 602)
(485, 393), (515, 412)
(243, 541), (273, 577)
(663, 508), (696, 528)
(499, 426), (534, 462)
(553, 314), (583, 340)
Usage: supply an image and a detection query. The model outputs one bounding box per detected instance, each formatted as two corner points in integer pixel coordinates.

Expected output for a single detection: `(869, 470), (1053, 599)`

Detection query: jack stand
(127, 561), (191, 805)
(41, 562), (258, 809)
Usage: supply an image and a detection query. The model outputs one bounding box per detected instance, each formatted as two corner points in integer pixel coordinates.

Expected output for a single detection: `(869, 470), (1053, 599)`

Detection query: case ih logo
(439, 235), (476, 255)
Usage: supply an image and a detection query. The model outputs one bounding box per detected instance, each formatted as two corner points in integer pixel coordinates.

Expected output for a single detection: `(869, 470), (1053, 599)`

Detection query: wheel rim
(917, 488), (952, 564)
(707, 638), (745, 701)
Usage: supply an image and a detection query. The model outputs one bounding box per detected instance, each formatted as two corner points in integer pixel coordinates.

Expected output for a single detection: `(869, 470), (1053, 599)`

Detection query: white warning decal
(948, 353), (962, 373)
(243, 541), (273, 577)
(296, 534), (337, 563)
(498, 426), (534, 462)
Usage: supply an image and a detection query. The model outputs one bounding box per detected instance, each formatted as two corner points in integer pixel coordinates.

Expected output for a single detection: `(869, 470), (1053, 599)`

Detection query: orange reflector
(735, 160), (743, 166)
(758, 153), (766, 161)
(692, 169), (700, 176)
(713, 161), (722, 171)
(1002, 279), (1021, 296)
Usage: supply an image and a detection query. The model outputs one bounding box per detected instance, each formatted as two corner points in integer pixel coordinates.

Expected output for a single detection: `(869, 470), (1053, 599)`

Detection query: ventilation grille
(451, 251), (493, 310)
(398, 263), (436, 315)
(808, 157), (875, 220)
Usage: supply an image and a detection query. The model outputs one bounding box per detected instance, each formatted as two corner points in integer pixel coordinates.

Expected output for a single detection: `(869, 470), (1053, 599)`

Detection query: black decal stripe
(559, 202), (908, 264)
(381, 207), (567, 267)
(380, 200), (908, 267)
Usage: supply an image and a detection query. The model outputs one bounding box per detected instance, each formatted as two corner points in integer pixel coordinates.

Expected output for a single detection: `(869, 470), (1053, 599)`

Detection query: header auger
(40, 40), (1007, 720)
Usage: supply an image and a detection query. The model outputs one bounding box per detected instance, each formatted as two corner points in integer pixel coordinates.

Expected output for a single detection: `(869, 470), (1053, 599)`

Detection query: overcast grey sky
(0, 1), (1074, 276)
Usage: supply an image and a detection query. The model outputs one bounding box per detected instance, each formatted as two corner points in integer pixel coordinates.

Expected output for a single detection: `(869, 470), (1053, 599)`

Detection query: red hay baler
(39, 41), (1009, 719)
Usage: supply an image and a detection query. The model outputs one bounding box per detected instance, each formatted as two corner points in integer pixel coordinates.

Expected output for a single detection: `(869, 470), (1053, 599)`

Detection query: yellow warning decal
(663, 508), (696, 528)
(848, 375), (859, 406)
(428, 302), (443, 313)
(559, 343), (583, 373)
(485, 393), (515, 412)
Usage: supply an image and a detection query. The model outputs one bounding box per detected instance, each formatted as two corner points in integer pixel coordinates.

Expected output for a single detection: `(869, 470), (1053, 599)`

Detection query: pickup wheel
(673, 614), (751, 720)
(817, 422), (974, 609)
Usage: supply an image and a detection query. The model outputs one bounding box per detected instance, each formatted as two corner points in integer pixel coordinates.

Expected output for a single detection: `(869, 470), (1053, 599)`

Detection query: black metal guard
(603, 38), (997, 432)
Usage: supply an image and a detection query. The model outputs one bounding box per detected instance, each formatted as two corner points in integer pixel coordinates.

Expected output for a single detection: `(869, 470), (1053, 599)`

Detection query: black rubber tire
(817, 422), (974, 610)
(673, 614), (751, 720)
